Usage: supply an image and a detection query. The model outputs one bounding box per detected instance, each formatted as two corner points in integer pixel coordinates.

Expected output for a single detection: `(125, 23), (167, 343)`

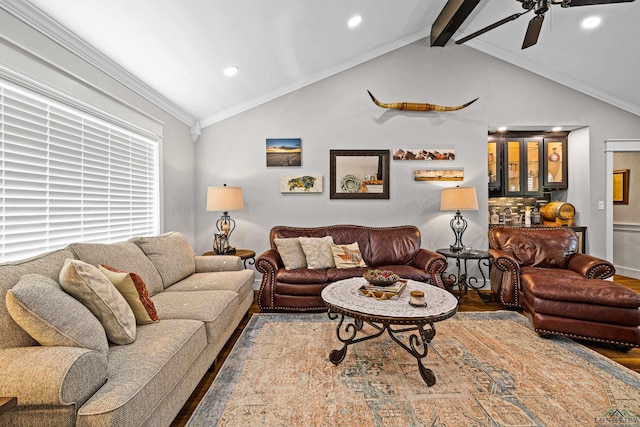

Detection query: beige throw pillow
(6, 274), (109, 358)
(60, 258), (136, 345)
(99, 265), (159, 324)
(330, 242), (367, 269)
(299, 236), (336, 269)
(274, 238), (308, 270)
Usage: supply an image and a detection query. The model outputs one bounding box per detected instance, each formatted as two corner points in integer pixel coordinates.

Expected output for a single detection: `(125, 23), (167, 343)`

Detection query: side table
(436, 248), (492, 302)
(0, 397), (17, 415)
(202, 249), (256, 268)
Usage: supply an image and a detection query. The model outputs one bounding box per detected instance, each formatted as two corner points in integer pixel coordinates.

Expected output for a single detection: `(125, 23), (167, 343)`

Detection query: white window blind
(0, 80), (159, 262)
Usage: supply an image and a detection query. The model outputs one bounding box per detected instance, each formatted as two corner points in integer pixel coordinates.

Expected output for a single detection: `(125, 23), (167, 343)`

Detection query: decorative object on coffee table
(206, 184), (244, 254)
(363, 269), (399, 286)
(440, 186), (479, 251)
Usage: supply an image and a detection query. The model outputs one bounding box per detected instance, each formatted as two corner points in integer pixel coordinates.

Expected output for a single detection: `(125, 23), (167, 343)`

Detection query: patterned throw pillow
(298, 236), (336, 269)
(59, 258), (136, 345)
(274, 238), (308, 270)
(99, 265), (159, 324)
(6, 274), (109, 358)
(330, 242), (367, 269)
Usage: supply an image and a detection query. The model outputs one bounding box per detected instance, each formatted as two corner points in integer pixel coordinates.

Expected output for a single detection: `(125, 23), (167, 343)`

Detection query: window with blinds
(0, 80), (159, 262)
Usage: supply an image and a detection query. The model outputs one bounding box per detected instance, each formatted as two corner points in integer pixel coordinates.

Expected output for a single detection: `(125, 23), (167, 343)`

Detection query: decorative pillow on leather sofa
(99, 265), (159, 324)
(6, 274), (109, 357)
(330, 242), (367, 269)
(299, 236), (336, 269)
(60, 258), (136, 344)
(274, 238), (308, 270)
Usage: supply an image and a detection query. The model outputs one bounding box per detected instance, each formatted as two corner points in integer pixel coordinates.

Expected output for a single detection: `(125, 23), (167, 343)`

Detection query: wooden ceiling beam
(430, 0), (481, 47)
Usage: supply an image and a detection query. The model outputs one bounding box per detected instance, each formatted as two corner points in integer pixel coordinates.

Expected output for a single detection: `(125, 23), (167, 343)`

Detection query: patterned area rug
(187, 312), (640, 426)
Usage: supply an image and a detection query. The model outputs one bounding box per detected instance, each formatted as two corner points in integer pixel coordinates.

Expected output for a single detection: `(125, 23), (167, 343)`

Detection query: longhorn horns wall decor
(367, 90), (478, 112)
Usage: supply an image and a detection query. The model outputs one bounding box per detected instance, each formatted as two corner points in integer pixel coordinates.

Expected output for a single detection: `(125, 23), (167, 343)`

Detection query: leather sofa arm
(0, 346), (106, 407)
(195, 255), (242, 272)
(488, 248), (522, 307)
(412, 248), (447, 288)
(567, 253), (616, 279)
(255, 249), (283, 309)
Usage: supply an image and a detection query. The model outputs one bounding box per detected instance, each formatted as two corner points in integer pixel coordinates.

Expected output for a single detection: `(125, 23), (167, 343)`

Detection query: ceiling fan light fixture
(348, 15), (362, 29)
(581, 16), (601, 29)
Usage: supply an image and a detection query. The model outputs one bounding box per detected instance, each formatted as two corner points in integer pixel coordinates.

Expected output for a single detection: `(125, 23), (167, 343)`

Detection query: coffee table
(321, 278), (458, 386)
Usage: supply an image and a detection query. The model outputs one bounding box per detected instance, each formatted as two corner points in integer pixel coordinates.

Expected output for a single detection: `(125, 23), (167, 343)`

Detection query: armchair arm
(0, 346), (106, 407)
(255, 249), (283, 273)
(488, 248), (523, 307)
(412, 248), (448, 289)
(195, 255), (242, 272)
(567, 253), (616, 279)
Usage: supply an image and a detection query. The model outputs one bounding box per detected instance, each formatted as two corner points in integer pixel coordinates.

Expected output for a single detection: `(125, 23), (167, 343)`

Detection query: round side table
(202, 249), (256, 268)
(436, 248), (492, 302)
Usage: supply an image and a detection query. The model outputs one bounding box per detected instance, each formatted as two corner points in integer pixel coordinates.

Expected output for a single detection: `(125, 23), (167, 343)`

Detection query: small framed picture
(414, 169), (464, 181)
(280, 175), (322, 193)
(393, 148), (455, 161)
(266, 138), (301, 167)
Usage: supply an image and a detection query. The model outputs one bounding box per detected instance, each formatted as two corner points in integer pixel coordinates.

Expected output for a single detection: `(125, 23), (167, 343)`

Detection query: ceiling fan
(455, 0), (635, 49)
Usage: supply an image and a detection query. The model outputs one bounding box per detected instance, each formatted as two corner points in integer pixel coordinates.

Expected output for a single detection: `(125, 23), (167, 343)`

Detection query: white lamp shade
(440, 187), (479, 211)
(206, 186), (244, 211)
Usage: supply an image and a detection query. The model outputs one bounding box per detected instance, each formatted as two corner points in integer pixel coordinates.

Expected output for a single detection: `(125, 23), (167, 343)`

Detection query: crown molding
(465, 38), (640, 118)
(0, 0), (196, 127)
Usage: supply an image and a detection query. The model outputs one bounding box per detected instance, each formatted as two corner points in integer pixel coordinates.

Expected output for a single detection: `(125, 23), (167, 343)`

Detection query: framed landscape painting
(393, 148), (455, 161)
(414, 168), (464, 181)
(266, 138), (301, 167)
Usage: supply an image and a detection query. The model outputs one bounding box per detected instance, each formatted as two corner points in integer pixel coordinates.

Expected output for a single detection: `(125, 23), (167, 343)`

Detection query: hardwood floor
(170, 275), (640, 426)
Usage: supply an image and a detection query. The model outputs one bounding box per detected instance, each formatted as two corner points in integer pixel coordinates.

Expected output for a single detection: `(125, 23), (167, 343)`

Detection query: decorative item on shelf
(540, 201), (575, 226)
(363, 269), (399, 287)
(206, 184), (244, 254)
(440, 186), (479, 251)
(367, 91), (478, 112)
(549, 147), (560, 162)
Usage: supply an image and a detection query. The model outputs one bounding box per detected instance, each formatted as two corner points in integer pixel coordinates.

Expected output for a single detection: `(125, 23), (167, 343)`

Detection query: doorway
(605, 139), (640, 276)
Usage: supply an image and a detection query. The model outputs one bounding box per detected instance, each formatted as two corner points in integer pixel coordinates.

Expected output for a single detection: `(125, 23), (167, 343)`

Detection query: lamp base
(449, 244), (464, 252)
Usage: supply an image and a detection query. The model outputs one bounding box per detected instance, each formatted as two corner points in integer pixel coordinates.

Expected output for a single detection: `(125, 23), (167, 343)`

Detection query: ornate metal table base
(327, 311), (438, 386)
(437, 248), (493, 303)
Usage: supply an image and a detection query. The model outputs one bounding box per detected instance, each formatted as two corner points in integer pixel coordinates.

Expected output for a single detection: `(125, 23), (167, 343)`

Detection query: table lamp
(440, 186), (479, 251)
(206, 184), (244, 254)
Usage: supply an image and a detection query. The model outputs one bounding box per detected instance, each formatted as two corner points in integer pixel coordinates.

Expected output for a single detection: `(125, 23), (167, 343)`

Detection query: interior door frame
(604, 139), (640, 262)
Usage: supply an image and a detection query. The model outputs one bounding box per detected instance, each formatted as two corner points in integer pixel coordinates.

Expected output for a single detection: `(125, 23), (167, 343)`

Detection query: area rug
(187, 312), (640, 427)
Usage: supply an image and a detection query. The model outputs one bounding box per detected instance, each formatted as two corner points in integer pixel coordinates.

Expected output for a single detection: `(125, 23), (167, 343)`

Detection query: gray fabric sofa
(0, 231), (255, 427)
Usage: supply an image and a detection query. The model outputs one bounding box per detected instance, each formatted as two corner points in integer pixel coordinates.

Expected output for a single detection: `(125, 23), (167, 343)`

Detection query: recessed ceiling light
(348, 15), (362, 29)
(223, 66), (239, 77)
(582, 16), (601, 29)
(498, 127), (507, 132)
(552, 126), (562, 132)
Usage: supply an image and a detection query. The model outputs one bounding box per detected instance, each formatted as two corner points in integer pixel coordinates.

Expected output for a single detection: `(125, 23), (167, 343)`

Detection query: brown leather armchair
(488, 226), (640, 349)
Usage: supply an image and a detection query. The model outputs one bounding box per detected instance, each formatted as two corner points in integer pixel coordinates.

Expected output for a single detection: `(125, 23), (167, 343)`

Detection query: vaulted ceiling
(4, 0), (639, 128)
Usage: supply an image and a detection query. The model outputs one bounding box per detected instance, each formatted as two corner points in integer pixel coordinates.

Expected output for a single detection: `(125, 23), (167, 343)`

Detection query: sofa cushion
(69, 241), (164, 296)
(76, 319), (207, 426)
(368, 226), (420, 267)
(131, 231), (196, 288)
(166, 270), (254, 299)
(276, 268), (328, 284)
(0, 248), (77, 349)
(274, 238), (307, 270)
(60, 259), (137, 345)
(330, 242), (367, 269)
(299, 236), (335, 269)
(99, 265), (159, 324)
(6, 274), (109, 358)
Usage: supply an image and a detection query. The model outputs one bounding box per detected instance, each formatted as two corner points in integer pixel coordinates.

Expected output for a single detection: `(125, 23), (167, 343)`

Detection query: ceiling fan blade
(455, 9), (532, 45)
(522, 14), (545, 49)
(565, 0), (634, 6)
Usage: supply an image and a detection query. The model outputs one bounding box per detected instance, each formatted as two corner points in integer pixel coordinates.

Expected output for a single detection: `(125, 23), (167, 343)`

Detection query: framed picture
(414, 168), (464, 181)
(280, 175), (322, 193)
(613, 169), (630, 205)
(393, 148), (455, 160)
(330, 150), (389, 199)
(266, 138), (301, 167)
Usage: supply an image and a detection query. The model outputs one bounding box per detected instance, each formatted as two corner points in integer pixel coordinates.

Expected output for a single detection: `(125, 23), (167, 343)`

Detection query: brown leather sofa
(256, 225), (447, 311)
(488, 226), (640, 349)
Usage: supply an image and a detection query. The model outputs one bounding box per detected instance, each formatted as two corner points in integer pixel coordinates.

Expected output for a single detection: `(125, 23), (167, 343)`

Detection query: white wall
(195, 39), (640, 267)
(0, 9), (196, 244)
